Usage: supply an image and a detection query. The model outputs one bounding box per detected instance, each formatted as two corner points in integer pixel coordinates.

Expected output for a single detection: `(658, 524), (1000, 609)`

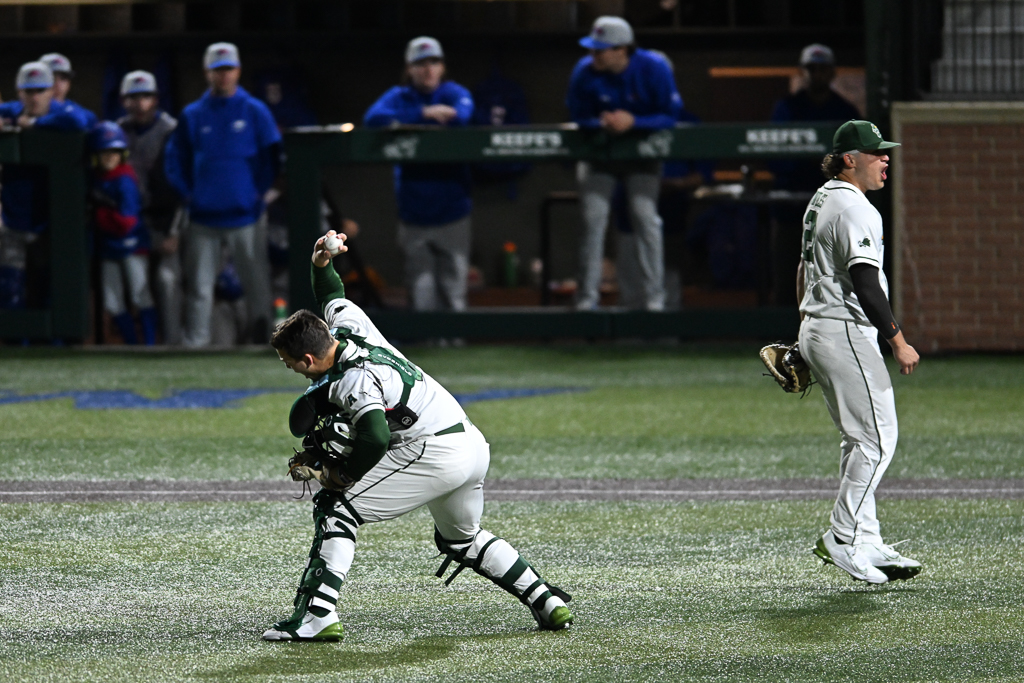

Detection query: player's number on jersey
(802, 209), (818, 262)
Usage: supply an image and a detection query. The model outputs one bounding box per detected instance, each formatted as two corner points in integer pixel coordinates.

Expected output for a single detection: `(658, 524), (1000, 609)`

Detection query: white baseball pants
(799, 316), (899, 545)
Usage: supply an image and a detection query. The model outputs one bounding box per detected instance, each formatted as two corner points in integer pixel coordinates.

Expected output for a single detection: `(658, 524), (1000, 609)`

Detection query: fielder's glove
(760, 341), (814, 395)
(288, 418), (357, 491)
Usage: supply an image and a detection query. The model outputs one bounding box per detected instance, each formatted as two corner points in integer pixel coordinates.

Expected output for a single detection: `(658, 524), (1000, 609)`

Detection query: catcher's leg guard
(434, 527), (574, 631)
(264, 491), (358, 642)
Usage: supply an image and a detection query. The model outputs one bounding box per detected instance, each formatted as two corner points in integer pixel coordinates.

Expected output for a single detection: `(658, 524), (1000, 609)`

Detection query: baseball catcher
(261, 229), (573, 642)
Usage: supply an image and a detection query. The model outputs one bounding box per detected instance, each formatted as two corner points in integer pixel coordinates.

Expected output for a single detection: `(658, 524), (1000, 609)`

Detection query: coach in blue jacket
(364, 37), (474, 312)
(165, 42), (282, 346)
(0, 62), (91, 310)
(567, 16), (682, 311)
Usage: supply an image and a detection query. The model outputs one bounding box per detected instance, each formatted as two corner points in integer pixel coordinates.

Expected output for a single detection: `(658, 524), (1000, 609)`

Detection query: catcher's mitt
(288, 417), (357, 492)
(760, 341), (814, 395)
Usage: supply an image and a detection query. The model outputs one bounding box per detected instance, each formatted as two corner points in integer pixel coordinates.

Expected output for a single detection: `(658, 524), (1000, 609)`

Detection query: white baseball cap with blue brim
(40, 53), (74, 77)
(405, 36), (444, 64)
(800, 43), (835, 66)
(17, 62), (54, 90)
(204, 42), (241, 69)
(579, 16), (634, 50)
(121, 70), (158, 96)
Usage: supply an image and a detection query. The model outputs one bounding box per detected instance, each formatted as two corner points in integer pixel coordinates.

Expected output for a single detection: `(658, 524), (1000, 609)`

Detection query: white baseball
(324, 234), (344, 256)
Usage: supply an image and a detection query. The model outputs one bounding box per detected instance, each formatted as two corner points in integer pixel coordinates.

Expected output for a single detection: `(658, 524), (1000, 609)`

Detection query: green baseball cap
(832, 120), (900, 154)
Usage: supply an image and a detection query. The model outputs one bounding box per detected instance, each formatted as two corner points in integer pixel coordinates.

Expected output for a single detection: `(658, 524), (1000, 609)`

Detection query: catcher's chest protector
(290, 333), (424, 438)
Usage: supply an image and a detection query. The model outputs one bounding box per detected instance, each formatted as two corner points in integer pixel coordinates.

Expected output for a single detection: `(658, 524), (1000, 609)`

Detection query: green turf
(1, 347), (1022, 480)
(1, 499), (1022, 682)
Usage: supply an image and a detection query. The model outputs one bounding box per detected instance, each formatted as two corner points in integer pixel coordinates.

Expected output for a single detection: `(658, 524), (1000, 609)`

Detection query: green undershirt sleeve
(311, 262), (346, 315)
(344, 409), (390, 481)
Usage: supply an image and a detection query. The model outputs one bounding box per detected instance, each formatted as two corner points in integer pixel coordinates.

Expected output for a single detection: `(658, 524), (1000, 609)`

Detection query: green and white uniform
(798, 179), (897, 546)
(264, 264), (572, 640)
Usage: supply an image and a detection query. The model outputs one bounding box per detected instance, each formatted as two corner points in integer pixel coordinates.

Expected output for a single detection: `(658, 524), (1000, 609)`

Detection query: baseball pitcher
(797, 120), (922, 585)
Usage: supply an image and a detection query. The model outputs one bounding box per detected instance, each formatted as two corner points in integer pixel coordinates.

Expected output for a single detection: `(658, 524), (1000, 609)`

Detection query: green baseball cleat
(262, 612), (344, 642)
(543, 605), (575, 631)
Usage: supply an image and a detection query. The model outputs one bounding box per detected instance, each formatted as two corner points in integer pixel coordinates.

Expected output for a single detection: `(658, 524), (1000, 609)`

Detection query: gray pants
(577, 162), (665, 311)
(182, 219), (270, 347)
(153, 250), (183, 346)
(397, 215), (470, 312)
(102, 254), (153, 316)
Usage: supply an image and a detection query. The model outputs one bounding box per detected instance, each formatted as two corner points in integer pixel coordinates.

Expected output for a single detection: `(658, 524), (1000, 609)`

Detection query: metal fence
(926, 0), (1024, 97)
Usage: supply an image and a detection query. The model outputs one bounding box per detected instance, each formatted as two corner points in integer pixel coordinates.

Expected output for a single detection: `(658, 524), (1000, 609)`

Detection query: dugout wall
(284, 122), (840, 341)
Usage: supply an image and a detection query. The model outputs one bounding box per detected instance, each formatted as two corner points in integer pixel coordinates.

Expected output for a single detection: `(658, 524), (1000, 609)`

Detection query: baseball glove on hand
(760, 341), (814, 395)
(288, 418), (357, 492)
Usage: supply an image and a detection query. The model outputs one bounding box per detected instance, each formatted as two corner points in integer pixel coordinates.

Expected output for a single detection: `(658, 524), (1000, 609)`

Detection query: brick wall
(893, 102), (1024, 352)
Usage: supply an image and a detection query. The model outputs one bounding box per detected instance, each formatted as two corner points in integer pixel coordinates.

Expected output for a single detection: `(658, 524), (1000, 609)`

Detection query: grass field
(1, 346), (1023, 681)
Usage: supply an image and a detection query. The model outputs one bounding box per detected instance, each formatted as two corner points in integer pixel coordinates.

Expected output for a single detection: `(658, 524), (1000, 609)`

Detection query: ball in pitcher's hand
(324, 234), (344, 256)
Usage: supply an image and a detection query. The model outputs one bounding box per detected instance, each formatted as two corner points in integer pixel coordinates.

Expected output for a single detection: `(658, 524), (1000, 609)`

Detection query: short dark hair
(821, 151), (852, 179)
(270, 309), (334, 360)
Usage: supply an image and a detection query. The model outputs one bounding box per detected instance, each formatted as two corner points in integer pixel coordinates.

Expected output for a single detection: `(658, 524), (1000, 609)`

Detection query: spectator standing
(567, 16), (682, 311)
(769, 44), (861, 305)
(39, 53), (98, 129)
(363, 37), (474, 312)
(615, 50), (712, 310)
(89, 121), (157, 345)
(0, 62), (91, 311)
(118, 70), (182, 345)
(164, 42), (282, 346)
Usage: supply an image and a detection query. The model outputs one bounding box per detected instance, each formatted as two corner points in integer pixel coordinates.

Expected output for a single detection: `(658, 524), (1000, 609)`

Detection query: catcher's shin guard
(310, 489), (361, 582)
(434, 527), (573, 630)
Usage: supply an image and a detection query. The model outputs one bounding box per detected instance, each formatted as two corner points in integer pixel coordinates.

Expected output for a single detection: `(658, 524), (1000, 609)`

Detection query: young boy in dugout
(90, 121), (158, 345)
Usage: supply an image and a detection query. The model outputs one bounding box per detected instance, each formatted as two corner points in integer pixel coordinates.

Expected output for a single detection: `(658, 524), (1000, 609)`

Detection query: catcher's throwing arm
(760, 341), (814, 396)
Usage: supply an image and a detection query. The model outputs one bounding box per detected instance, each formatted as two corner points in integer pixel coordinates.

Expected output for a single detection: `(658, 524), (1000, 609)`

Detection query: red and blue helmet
(89, 121), (128, 152)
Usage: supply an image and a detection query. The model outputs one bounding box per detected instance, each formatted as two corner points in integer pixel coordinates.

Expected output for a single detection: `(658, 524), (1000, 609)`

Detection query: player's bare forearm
(887, 331), (920, 375)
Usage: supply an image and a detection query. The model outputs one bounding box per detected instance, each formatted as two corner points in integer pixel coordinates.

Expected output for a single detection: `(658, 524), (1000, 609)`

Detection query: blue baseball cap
(204, 42), (241, 69)
(579, 16), (634, 50)
(17, 62), (53, 90)
(90, 121), (129, 152)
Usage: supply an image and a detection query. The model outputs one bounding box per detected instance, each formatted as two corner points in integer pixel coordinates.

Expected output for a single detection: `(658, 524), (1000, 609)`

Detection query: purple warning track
(1, 478), (1022, 504)
(0, 387), (584, 409)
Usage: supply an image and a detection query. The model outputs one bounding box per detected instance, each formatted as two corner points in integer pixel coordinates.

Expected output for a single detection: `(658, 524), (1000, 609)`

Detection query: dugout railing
(284, 122), (840, 342)
(0, 123), (840, 343)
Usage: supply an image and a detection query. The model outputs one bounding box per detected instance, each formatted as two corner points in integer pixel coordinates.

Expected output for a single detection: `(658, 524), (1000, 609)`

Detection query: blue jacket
(164, 87), (282, 228)
(58, 99), (98, 129)
(567, 49), (682, 130)
(0, 99), (91, 234)
(770, 89), (861, 191)
(363, 82), (474, 226)
(93, 164), (150, 260)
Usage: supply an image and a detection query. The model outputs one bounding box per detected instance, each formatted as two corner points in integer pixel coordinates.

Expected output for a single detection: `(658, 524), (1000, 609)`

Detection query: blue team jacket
(567, 49), (682, 130)
(770, 89), (862, 192)
(0, 99), (91, 234)
(59, 99), (97, 129)
(93, 164), (150, 260)
(363, 81), (474, 226)
(164, 87), (282, 228)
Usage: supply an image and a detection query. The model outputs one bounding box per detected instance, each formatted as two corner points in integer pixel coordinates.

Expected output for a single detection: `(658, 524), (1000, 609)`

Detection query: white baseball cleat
(857, 541), (923, 581)
(813, 531), (889, 584)
(262, 611), (343, 642)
